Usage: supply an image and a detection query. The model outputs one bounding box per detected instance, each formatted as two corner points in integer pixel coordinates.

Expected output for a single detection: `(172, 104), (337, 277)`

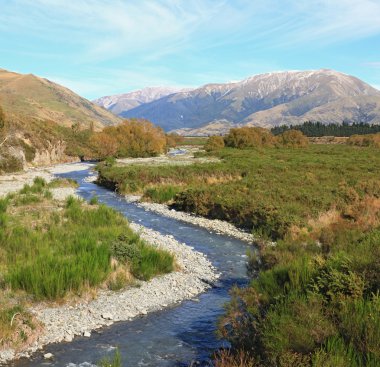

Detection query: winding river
(11, 166), (252, 367)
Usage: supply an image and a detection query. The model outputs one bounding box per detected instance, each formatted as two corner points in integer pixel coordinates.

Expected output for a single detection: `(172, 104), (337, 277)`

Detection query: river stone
(44, 353), (53, 359)
(101, 312), (113, 320)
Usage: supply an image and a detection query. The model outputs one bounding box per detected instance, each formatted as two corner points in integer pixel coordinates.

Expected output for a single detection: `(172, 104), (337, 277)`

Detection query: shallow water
(11, 165), (252, 367)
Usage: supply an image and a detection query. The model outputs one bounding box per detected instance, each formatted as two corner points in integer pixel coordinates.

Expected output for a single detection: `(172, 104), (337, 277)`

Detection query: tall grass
(98, 349), (122, 367)
(0, 179), (175, 301)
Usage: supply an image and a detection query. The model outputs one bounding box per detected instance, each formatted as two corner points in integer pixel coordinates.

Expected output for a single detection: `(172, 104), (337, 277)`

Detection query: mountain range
(93, 69), (380, 135)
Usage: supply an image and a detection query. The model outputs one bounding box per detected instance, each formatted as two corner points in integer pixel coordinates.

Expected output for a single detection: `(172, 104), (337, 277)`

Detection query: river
(11, 166), (252, 367)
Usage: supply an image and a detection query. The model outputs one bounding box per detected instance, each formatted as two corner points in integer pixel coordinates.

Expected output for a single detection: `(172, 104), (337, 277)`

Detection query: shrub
(225, 127), (275, 148)
(205, 136), (225, 151)
(89, 196), (99, 205)
(347, 133), (380, 148)
(111, 234), (174, 281)
(143, 185), (180, 203)
(277, 129), (309, 148)
(91, 119), (167, 159)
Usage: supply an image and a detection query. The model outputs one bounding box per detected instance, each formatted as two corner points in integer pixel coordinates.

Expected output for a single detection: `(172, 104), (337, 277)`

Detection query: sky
(0, 0), (380, 100)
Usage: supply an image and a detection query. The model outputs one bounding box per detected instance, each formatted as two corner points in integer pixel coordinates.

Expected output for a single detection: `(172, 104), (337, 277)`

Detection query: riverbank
(133, 197), (254, 243)
(0, 162), (91, 198)
(0, 164), (219, 365)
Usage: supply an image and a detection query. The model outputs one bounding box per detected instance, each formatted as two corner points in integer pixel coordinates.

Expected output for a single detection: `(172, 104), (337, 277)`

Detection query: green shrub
(89, 196), (99, 205)
(98, 349), (122, 367)
(143, 185), (180, 203)
(111, 234), (174, 281)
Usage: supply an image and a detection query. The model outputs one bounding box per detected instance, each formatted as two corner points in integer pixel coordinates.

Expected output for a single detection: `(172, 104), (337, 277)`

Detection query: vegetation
(97, 142), (380, 365)
(98, 349), (122, 367)
(0, 102), (169, 173)
(98, 144), (380, 240)
(177, 136), (207, 146)
(0, 178), (174, 350)
(224, 127), (276, 148)
(166, 132), (185, 148)
(347, 133), (380, 148)
(276, 129), (309, 147)
(205, 135), (225, 151)
(90, 119), (167, 159)
(272, 121), (380, 137)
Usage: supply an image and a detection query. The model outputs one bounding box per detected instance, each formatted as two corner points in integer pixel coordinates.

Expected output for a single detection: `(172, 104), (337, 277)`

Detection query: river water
(11, 166), (252, 367)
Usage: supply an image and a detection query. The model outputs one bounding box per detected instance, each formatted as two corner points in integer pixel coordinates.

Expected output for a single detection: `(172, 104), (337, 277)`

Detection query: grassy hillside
(97, 144), (380, 365)
(0, 69), (121, 130)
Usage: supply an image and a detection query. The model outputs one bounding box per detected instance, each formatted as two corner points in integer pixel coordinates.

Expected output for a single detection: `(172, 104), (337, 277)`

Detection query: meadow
(97, 142), (380, 366)
(0, 177), (174, 351)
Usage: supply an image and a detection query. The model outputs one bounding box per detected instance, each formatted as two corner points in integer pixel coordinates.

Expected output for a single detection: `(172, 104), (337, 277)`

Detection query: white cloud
(2, 0), (379, 62)
(1, 0), (379, 97)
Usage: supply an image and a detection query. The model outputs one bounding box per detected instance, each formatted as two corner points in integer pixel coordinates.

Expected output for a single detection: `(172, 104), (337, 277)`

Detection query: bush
(143, 185), (180, 203)
(91, 119), (167, 159)
(0, 153), (23, 173)
(205, 136), (225, 151)
(277, 129), (309, 148)
(111, 234), (174, 281)
(225, 127), (275, 149)
(347, 133), (380, 147)
(89, 196), (99, 205)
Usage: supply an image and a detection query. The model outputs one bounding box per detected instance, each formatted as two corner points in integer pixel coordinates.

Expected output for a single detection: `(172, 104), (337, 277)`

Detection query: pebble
(44, 353), (53, 360)
(135, 199), (254, 243)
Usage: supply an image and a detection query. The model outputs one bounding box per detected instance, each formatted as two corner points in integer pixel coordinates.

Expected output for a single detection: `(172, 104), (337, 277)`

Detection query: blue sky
(1, 0), (380, 99)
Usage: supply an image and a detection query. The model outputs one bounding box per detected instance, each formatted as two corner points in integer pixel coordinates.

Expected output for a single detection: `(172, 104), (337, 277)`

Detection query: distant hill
(0, 68), (121, 130)
(0, 68), (122, 171)
(95, 69), (380, 134)
(93, 86), (190, 116)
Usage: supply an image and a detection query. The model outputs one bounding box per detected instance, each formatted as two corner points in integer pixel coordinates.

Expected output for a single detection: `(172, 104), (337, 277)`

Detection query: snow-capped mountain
(95, 70), (380, 133)
(93, 87), (190, 115)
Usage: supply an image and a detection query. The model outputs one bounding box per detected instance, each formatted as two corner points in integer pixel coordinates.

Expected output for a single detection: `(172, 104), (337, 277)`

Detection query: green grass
(0, 179), (175, 301)
(98, 145), (380, 240)
(98, 349), (122, 367)
(97, 144), (380, 365)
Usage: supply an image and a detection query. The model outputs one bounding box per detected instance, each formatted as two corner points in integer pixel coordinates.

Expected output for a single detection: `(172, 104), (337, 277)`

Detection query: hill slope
(98, 69), (380, 133)
(0, 69), (121, 130)
(0, 68), (122, 172)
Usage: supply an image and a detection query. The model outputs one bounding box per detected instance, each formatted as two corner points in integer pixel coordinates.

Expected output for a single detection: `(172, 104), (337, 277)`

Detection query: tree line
(271, 121), (380, 137)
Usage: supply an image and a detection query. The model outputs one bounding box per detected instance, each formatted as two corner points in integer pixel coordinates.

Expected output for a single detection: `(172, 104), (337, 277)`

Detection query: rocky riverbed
(133, 198), (254, 243)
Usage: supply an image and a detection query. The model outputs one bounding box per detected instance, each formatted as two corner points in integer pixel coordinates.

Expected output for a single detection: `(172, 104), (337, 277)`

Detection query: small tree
(205, 135), (225, 151)
(90, 132), (118, 159)
(277, 129), (309, 148)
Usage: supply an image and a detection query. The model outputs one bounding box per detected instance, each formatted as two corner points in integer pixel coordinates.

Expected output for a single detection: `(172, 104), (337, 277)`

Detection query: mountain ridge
(94, 69), (380, 134)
